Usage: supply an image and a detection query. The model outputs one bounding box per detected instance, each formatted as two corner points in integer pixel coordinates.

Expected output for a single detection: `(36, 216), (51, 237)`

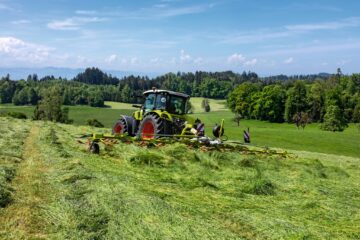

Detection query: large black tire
(112, 116), (136, 136)
(112, 118), (127, 135)
(137, 114), (164, 139)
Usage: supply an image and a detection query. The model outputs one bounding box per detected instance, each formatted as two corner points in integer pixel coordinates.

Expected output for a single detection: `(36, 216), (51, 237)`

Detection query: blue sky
(0, 0), (360, 75)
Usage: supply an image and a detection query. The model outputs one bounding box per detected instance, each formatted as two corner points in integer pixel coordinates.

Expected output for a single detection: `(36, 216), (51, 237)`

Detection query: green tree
(12, 88), (28, 105)
(321, 105), (347, 131)
(33, 88), (72, 123)
(353, 99), (360, 123)
(284, 81), (308, 122)
(253, 85), (286, 122)
(28, 88), (39, 105)
(121, 84), (133, 103)
(228, 82), (259, 118)
(88, 90), (104, 107)
(308, 81), (325, 122)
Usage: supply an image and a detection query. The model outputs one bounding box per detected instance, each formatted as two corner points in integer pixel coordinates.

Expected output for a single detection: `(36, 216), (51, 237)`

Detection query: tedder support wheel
(138, 114), (164, 139)
(89, 142), (100, 154)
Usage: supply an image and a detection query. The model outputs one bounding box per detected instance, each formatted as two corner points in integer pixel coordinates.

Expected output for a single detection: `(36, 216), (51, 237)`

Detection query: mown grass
(2, 118), (359, 239)
(1, 104), (359, 157)
(0, 118), (29, 209)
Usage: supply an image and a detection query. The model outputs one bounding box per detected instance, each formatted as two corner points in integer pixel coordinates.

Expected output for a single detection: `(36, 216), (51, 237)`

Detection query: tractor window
(155, 94), (167, 110)
(144, 94), (156, 111)
(169, 96), (187, 115)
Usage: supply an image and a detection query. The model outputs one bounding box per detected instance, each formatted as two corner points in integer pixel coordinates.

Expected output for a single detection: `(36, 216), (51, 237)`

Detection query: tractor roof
(143, 89), (189, 98)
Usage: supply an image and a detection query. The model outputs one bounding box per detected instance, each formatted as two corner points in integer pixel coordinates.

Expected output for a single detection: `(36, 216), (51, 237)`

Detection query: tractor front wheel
(138, 114), (164, 139)
(112, 118), (127, 135)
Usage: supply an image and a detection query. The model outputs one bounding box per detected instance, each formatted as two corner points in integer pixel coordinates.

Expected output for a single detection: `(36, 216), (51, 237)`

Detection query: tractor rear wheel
(112, 118), (127, 134)
(138, 114), (164, 139)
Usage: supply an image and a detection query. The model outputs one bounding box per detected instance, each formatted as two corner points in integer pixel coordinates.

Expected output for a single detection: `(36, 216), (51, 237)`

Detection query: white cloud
(286, 17), (360, 31)
(120, 58), (128, 64)
(194, 57), (203, 64)
(227, 53), (257, 67)
(220, 31), (292, 45)
(0, 37), (53, 63)
(156, 5), (210, 18)
(75, 10), (98, 15)
(153, 4), (168, 8)
(283, 57), (294, 64)
(180, 49), (192, 63)
(47, 17), (106, 30)
(130, 57), (138, 64)
(337, 59), (351, 66)
(220, 17), (360, 45)
(11, 20), (30, 25)
(150, 57), (160, 63)
(105, 54), (117, 63)
(170, 57), (176, 65)
(0, 3), (12, 11)
(78, 3), (211, 20)
(76, 55), (88, 65)
(244, 58), (257, 66)
(227, 53), (246, 63)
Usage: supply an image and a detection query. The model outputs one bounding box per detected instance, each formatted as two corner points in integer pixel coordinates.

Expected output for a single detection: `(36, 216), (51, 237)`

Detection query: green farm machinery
(88, 88), (225, 154)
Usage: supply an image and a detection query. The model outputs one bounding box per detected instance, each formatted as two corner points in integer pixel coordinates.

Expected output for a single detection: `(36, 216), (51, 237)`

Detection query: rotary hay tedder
(84, 88), (287, 157)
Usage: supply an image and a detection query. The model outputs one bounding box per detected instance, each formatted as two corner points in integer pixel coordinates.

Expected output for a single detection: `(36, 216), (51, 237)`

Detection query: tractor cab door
(168, 95), (187, 115)
(155, 94), (167, 110)
(144, 93), (156, 112)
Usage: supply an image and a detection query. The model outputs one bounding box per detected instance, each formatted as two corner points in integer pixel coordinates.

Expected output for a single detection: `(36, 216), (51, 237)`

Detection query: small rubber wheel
(90, 142), (100, 154)
(213, 125), (224, 138)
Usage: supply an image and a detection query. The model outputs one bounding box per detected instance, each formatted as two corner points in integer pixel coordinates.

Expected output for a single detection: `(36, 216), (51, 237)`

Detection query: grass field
(1, 102), (359, 158)
(0, 117), (359, 239)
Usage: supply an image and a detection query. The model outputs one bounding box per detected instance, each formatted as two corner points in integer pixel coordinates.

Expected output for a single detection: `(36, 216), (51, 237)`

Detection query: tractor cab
(143, 89), (189, 115)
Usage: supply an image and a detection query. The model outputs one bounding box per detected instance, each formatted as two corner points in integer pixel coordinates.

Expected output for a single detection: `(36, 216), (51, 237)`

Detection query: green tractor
(112, 89), (224, 139)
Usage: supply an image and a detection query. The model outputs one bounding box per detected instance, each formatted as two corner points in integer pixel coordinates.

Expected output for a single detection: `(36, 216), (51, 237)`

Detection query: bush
(87, 119), (104, 128)
(0, 111), (27, 119)
(201, 99), (211, 112)
(7, 112), (27, 119)
(321, 105), (347, 131)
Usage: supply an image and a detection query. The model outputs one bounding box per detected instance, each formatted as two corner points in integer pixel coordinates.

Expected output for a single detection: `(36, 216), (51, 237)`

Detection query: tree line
(227, 69), (360, 131)
(0, 67), (333, 107)
(0, 68), (260, 107)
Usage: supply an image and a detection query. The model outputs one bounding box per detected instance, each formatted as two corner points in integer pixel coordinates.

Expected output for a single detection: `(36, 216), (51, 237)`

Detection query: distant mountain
(0, 67), (160, 80)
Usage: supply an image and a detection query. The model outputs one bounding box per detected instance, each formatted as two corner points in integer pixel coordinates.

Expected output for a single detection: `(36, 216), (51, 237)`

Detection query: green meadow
(1, 99), (359, 157)
(0, 117), (359, 239)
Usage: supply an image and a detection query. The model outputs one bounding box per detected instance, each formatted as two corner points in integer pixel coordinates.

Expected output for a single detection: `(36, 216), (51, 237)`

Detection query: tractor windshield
(144, 93), (155, 111)
(169, 96), (187, 115)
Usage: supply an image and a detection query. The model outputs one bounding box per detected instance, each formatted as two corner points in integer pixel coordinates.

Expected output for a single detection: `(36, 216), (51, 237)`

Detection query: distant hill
(0, 67), (159, 80)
